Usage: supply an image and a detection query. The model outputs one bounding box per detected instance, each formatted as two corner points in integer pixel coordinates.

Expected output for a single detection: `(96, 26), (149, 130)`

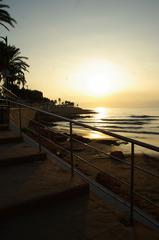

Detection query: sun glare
(95, 107), (108, 119)
(73, 59), (127, 97)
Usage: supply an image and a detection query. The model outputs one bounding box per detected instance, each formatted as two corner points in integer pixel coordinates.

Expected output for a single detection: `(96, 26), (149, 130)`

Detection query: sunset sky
(3, 0), (159, 107)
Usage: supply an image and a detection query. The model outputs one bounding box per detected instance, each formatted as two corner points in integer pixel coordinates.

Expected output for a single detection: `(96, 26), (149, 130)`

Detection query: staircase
(1, 102), (159, 240)
(0, 119), (89, 239)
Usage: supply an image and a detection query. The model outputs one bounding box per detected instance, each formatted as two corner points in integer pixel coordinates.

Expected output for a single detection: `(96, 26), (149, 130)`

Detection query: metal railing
(0, 84), (19, 100)
(1, 98), (159, 228)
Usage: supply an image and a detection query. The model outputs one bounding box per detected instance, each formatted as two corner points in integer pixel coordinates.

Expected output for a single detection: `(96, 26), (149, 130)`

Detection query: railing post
(38, 129), (42, 152)
(19, 106), (22, 137)
(70, 122), (74, 177)
(37, 113), (42, 152)
(130, 142), (135, 225)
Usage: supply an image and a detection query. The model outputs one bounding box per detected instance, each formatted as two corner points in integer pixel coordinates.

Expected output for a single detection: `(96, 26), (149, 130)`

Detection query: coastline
(26, 124), (159, 222)
(10, 105), (159, 222)
(36, 105), (96, 122)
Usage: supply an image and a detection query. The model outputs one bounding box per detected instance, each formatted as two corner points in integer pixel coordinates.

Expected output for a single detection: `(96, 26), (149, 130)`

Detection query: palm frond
(0, 21), (9, 30)
(0, 40), (29, 88)
(0, 0), (16, 29)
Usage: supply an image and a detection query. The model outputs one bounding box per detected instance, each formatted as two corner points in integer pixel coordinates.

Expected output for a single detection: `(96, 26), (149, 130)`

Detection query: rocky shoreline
(10, 106), (159, 222)
(25, 121), (159, 222)
(36, 106), (96, 123)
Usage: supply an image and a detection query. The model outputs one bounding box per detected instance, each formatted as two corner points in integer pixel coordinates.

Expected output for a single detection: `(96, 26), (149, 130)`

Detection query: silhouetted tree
(58, 98), (61, 105)
(0, 0), (16, 30)
(0, 38), (29, 89)
(64, 100), (74, 106)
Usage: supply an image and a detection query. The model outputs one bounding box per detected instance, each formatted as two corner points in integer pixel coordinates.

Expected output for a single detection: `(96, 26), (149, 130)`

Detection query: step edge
(0, 181), (89, 217)
(0, 152), (47, 167)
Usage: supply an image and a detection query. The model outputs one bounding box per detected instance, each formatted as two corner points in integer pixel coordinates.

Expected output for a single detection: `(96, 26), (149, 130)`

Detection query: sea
(54, 107), (159, 155)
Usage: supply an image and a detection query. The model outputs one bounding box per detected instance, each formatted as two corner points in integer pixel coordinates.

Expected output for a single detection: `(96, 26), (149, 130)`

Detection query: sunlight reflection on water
(83, 107), (110, 139)
(94, 107), (109, 120)
(84, 131), (108, 139)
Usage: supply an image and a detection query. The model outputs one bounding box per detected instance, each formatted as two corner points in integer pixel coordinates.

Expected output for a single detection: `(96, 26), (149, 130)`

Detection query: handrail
(0, 85), (19, 99)
(27, 125), (159, 219)
(2, 98), (159, 153)
(2, 98), (159, 227)
(20, 116), (159, 180)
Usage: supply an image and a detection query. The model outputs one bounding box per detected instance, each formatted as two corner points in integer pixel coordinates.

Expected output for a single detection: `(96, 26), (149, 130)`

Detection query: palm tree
(0, 38), (29, 90)
(0, 0), (16, 30)
(58, 98), (61, 105)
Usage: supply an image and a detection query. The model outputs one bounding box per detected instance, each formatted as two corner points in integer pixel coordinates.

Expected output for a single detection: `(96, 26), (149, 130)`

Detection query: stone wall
(10, 107), (36, 129)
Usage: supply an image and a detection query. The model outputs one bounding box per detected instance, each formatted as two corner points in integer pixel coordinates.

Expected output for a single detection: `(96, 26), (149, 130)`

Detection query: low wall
(10, 107), (36, 129)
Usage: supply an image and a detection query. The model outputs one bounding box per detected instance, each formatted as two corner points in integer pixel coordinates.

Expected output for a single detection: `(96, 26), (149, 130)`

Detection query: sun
(73, 59), (126, 97)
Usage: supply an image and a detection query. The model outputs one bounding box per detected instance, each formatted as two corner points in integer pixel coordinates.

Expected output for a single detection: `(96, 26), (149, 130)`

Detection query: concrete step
(0, 124), (9, 130)
(0, 136), (23, 144)
(0, 158), (89, 217)
(0, 142), (46, 167)
(0, 130), (23, 144)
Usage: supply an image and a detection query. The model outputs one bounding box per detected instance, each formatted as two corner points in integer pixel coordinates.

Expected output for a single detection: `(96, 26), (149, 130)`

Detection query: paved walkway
(86, 193), (159, 240)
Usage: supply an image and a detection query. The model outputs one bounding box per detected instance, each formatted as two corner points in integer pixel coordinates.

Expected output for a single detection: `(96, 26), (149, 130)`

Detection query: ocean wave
(101, 118), (155, 122)
(103, 121), (146, 125)
(105, 126), (143, 130)
(79, 121), (106, 124)
(105, 129), (159, 135)
(80, 120), (147, 125)
(130, 115), (159, 118)
(80, 120), (152, 125)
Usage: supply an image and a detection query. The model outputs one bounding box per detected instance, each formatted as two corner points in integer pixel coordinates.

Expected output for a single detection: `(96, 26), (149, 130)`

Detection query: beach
(26, 121), (159, 222)
(53, 106), (159, 155)
(10, 106), (159, 222)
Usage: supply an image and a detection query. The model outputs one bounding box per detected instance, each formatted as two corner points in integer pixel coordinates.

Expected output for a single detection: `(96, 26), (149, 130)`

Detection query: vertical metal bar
(7, 99), (10, 127)
(37, 113), (42, 152)
(7, 99), (10, 108)
(19, 106), (22, 137)
(38, 130), (42, 152)
(70, 122), (74, 176)
(130, 142), (135, 225)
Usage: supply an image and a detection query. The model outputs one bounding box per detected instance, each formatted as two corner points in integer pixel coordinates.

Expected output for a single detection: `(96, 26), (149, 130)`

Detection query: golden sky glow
(70, 59), (129, 97)
(4, 0), (159, 107)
